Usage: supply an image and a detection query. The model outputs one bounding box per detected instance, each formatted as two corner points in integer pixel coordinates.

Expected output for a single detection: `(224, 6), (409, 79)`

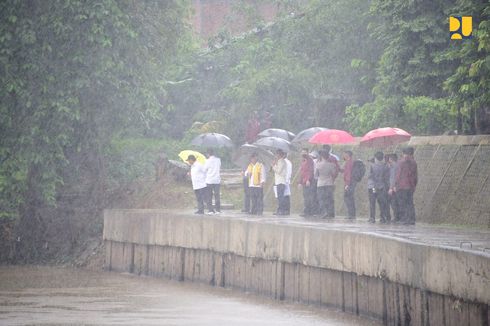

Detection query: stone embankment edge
(103, 209), (490, 305)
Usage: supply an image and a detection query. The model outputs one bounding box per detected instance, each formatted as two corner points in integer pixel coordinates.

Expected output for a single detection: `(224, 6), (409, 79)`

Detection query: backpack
(351, 159), (366, 183)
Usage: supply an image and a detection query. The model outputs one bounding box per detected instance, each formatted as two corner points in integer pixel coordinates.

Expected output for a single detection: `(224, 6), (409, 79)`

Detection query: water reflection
(0, 266), (380, 325)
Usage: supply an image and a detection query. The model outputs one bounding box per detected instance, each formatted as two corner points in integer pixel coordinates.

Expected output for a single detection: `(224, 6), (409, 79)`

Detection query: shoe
(380, 219), (387, 224)
(368, 218), (375, 223)
(194, 211), (204, 215)
(206, 211), (215, 215)
(215, 211), (221, 215)
(403, 221), (415, 225)
(347, 216), (356, 220)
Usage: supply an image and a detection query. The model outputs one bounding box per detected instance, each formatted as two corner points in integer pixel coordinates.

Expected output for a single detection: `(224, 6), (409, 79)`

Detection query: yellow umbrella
(178, 150), (206, 164)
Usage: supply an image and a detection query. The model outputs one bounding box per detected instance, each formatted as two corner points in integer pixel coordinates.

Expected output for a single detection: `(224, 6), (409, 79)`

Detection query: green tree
(0, 0), (194, 260)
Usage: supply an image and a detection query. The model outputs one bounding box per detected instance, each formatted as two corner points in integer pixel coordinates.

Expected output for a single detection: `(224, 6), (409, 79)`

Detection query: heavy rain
(0, 1), (489, 325)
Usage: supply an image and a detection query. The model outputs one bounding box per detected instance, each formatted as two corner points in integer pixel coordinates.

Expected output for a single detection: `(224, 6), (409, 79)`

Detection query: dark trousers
(397, 189), (415, 224)
(250, 187), (263, 215)
(206, 183), (220, 212)
(344, 183), (357, 218)
(388, 192), (400, 221)
(368, 188), (389, 221)
(276, 184), (287, 214)
(194, 188), (206, 213)
(285, 194), (290, 215)
(243, 177), (251, 212)
(302, 184), (316, 216)
(311, 180), (320, 215)
(317, 185), (335, 217)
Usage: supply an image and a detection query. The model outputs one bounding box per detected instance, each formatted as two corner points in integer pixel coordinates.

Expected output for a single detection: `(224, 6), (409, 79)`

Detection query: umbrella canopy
(178, 150), (206, 164)
(232, 144), (275, 169)
(360, 127), (411, 148)
(258, 128), (295, 141)
(309, 129), (355, 144)
(190, 132), (234, 148)
(292, 127), (328, 143)
(254, 136), (294, 153)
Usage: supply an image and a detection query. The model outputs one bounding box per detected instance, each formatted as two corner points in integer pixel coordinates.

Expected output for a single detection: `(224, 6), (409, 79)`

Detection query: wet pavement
(177, 210), (490, 256)
(0, 266), (380, 326)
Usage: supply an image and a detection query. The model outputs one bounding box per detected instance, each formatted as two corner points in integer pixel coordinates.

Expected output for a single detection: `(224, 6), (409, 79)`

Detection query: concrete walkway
(187, 210), (490, 257)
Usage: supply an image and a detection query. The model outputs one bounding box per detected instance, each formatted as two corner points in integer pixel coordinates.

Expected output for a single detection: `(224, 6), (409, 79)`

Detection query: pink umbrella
(360, 127), (411, 147)
(309, 129), (355, 144)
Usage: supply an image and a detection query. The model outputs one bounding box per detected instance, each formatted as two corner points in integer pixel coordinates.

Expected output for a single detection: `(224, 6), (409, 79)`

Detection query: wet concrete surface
(193, 210), (490, 256)
(0, 266), (380, 326)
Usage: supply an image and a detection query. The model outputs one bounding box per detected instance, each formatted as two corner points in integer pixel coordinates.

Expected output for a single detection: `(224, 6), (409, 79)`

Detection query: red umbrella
(309, 129), (355, 144)
(360, 127), (411, 147)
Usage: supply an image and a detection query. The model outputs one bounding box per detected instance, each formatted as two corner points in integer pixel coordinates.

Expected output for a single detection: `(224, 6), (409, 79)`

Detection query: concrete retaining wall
(104, 210), (490, 325)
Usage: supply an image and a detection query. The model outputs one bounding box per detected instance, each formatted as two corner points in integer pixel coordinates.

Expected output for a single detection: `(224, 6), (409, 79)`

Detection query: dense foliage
(167, 0), (489, 140)
(0, 0), (194, 260)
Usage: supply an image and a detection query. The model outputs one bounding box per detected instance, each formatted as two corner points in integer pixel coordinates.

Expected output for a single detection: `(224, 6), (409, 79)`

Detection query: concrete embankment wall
(265, 136), (490, 228)
(104, 210), (490, 326)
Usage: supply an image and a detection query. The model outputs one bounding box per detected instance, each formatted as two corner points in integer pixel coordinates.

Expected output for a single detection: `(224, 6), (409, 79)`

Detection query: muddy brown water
(0, 266), (380, 325)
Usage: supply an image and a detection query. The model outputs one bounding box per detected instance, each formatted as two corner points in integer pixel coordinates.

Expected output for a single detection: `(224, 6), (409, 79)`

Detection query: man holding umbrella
(298, 148), (315, 217)
(395, 147), (418, 225)
(186, 155), (210, 215)
(244, 153), (266, 215)
(272, 149), (288, 215)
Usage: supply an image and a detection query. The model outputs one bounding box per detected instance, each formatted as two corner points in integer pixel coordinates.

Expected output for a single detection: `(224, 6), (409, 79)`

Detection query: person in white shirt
(244, 153), (266, 215)
(272, 149), (288, 215)
(186, 155), (208, 215)
(203, 149), (221, 214)
(284, 154), (292, 215)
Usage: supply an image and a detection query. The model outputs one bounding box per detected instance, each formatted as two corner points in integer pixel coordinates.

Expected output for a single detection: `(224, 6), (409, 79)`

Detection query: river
(0, 266), (380, 325)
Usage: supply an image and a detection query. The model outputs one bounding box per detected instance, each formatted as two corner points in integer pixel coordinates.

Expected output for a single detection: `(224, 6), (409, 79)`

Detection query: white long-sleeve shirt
(203, 155), (221, 184)
(272, 158), (287, 185)
(190, 162), (207, 190)
(285, 158), (292, 185)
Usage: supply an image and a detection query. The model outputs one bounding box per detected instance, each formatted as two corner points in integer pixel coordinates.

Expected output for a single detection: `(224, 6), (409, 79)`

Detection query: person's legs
(391, 192), (400, 221)
(311, 180), (320, 215)
(212, 184), (221, 212)
(194, 189), (204, 213)
(303, 185), (314, 216)
(405, 190), (416, 225)
(325, 185), (335, 218)
(317, 186), (326, 216)
(243, 177), (251, 213)
(344, 184), (356, 218)
(276, 184), (286, 214)
(256, 187), (264, 215)
(397, 190), (409, 223)
(368, 189), (376, 222)
(205, 185), (215, 213)
(285, 195), (290, 215)
(377, 189), (389, 223)
(250, 187), (257, 215)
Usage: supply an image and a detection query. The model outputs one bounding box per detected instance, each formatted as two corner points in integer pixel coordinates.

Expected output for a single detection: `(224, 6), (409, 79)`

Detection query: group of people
(186, 149), (222, 215)
(186, 145), (418, 225)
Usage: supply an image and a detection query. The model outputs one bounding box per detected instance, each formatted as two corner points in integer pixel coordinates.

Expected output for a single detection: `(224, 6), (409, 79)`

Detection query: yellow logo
(450, 16), (472, 39)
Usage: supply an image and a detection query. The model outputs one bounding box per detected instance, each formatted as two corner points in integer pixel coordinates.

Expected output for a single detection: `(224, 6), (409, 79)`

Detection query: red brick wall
(191, 0), (278, 40)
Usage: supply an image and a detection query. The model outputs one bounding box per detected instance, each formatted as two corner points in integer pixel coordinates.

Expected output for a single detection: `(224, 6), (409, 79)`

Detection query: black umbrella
(232, 144), (275, 169)
(254, 136), (294, 153)
(292, 127), (328, 144)
(190, 133), (234, 148)
(257, 128), (295, 141)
